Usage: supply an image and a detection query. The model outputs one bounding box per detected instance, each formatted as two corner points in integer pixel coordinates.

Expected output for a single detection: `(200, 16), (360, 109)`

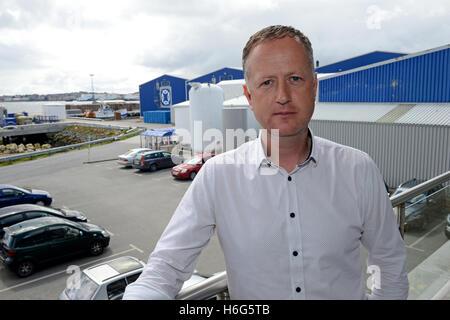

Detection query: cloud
(0, 0), (449, 95)
(365, 5), (405, 30)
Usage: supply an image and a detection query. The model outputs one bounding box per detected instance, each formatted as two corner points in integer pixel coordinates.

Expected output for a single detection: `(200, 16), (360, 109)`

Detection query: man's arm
(360, 156), (409, 300)
(123, 162), (216, 300)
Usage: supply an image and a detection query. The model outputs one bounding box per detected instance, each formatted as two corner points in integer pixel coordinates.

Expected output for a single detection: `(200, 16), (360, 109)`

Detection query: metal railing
(0, 127), (145, 164)
(176, 171), (450, 300)
(175, 271), (228, 300)
(390, 170), (450, 238)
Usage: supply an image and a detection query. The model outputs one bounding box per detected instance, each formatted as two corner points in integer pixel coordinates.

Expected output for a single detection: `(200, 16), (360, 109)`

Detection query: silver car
(117, 148), (152, 167)
(59, 256), (208, 300)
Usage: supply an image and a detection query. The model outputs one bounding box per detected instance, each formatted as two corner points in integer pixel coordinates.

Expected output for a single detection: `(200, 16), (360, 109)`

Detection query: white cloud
(366, 5), (404, 30)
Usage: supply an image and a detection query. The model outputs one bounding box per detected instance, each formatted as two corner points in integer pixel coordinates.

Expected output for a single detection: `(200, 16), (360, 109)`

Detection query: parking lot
(0, 134), (226, 299)
(0, 130), (448, 299)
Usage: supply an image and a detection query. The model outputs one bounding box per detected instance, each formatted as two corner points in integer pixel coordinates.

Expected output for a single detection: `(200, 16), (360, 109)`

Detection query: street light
(90, 74), (95, 101)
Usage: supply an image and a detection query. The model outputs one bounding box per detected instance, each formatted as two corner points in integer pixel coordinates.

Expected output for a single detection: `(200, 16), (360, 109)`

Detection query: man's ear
(243, 84), (254, 111)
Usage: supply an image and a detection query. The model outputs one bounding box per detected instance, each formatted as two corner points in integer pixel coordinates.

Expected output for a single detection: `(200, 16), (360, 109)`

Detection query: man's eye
(261, 80), (271, 86)
(291, 76), (301, 81)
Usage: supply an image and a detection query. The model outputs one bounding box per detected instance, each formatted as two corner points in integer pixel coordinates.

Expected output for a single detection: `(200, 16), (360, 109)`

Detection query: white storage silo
(189, 83), (224, 154)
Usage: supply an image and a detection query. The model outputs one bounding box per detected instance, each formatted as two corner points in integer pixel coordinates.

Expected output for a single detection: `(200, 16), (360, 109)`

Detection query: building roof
(318, 44), (450, 80)
(395, 103), (450, 126)
(312, 102), (450, 126)
(316, 51), (407, 73)
(312, 103), (398, 122)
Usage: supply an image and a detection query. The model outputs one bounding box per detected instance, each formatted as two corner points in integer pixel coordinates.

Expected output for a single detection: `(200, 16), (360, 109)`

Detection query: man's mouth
(273, 111), (296, 116)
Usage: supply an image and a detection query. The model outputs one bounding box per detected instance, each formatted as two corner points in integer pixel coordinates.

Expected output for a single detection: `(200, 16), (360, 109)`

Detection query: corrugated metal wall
(309, 120), (450, 187)
(319, 46), (450, 103)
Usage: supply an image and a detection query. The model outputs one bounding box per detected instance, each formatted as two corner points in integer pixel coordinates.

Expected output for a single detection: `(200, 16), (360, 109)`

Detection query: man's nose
(276, 81), (290, 105)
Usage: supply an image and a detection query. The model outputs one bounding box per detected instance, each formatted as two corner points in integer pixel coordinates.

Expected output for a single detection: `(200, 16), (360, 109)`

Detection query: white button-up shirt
(123, 130), (409, 300)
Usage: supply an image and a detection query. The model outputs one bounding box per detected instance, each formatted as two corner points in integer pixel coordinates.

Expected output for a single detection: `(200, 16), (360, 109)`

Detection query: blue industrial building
(186, 67), (244, 99)
(316, 51), (407, 73)
(318, 44), (450, 102)
(139, 74), (188, 115)
(139, 67), (244, 123)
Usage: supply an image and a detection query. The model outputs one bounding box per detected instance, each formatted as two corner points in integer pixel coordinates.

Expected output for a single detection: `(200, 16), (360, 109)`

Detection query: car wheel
(189, 171), (197, 180)
(90, 241), (104, 256)
(150, 164), (157, 172)
(35, 200), (45, 206)
(16, 261), (35, 277)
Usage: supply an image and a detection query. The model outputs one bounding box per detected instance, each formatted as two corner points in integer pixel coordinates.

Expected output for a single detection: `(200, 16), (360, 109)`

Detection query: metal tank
(189, 82), (224, 154)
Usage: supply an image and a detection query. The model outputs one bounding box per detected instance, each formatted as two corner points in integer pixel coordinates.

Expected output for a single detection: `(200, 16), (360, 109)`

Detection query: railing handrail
(175, 271), (227, 300)
(390, 171), (450, 207)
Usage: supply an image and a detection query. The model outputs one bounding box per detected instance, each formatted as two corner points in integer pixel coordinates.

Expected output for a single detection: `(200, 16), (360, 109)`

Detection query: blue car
(0, 184), (52, 208)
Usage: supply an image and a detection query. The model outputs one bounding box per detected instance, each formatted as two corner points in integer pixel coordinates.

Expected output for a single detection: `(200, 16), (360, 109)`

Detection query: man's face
(243, 36), (317, 137)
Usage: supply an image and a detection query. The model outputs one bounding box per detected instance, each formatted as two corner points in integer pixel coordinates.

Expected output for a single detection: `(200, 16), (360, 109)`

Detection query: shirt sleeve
(123, 162), (216, 300)
(360, 155), (409, 300)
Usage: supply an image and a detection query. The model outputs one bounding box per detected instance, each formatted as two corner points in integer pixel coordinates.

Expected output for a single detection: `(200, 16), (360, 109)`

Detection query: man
(123, 25), (409, 300)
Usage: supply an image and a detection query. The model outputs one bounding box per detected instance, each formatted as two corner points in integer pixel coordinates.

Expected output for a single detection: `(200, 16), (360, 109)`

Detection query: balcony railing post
(394, 204), (406, 239)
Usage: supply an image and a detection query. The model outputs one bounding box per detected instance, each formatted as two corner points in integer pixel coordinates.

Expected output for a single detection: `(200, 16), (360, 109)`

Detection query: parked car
(117, 148), (152, 168)
(132, 150), (176, 172)
(392, 178), (445, 231)
(0, 204), (87, 238)
(445, 213), (450, 239)
(171, 153), (215, 180)
(0, 217), (110, 277)
(60, 256), (146, 300)
(0, 184), (52, 208)
(60, 255), (209, 300)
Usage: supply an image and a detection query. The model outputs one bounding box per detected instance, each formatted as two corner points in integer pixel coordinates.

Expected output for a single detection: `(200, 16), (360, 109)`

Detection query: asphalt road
(0, 134), (226, 299)
(0, 128), (448, 299)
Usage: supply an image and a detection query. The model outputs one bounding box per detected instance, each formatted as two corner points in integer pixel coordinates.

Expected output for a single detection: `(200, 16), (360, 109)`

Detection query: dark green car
(0, 217), (110, 277)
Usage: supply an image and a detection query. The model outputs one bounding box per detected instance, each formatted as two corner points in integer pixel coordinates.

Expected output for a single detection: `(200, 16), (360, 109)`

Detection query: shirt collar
(252, 128), (318, 172)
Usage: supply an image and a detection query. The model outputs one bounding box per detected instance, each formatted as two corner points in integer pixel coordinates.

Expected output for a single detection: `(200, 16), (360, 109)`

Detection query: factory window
(161, 80), (170, 87)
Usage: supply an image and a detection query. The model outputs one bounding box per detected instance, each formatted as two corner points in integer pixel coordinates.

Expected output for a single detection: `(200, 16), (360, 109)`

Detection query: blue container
(143, 110), (171, 124)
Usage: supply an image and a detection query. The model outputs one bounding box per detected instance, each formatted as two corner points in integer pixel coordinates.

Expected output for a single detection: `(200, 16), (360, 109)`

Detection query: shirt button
(293, 251), (298, 256)
(296, 287), (301, 293)
(290, 212), (295, 218)
(288, 176), (292, 181)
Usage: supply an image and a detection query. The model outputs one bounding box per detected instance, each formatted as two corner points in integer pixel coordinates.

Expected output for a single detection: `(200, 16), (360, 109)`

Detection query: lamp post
(90, 74), (95, 101)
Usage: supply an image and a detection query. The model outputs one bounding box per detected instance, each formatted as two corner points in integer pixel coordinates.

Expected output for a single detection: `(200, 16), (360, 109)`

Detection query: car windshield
(11, 186), (30, 194)
(41, 207), (64, 216)
(2, 232), (14, 248)
(122, 150), (137, 157)
(65, 272), (99, 300)
(392, 188), (405, 196)
(406, 194), (426, 207)
(185, 157), (202, 165)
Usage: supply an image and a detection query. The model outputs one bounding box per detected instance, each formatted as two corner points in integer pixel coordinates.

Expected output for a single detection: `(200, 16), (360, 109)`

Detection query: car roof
(5, 216), (77, 235)
(141, 150), (165, 155)
(398, 178), (426, 189)
(0, 204), (42, 217)
(84, 256), (145, 284)
(0, 204), (60, 218)
(0, 184), (19, 189)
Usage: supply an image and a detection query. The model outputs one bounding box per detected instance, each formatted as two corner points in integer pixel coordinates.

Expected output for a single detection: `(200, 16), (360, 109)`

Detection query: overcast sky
(0, 0), (448, 95)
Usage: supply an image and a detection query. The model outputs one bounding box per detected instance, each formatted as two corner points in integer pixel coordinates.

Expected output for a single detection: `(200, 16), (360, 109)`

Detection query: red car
(171, 153), (215, 180)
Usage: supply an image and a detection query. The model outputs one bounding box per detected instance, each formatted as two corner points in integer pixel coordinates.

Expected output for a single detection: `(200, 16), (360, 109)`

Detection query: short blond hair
(242, 25), (314, 81)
